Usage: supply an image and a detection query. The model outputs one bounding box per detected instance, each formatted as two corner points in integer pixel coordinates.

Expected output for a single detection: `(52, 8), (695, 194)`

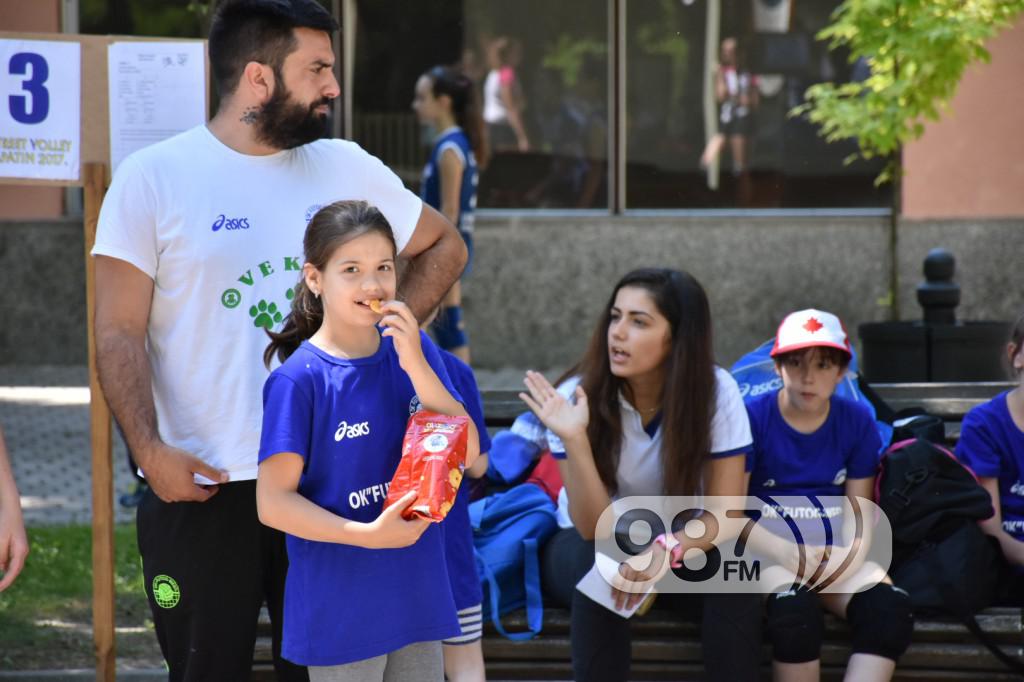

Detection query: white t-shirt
(547, 367), (753, 528)
(482, 69), (508, 125)
(92, 125), (423, 481)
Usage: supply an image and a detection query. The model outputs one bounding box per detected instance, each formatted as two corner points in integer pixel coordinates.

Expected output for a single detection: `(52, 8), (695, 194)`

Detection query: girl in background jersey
(413, 65), (488, 365)
(957, 312), (1024, 597)
(257, 200), (479, 681)
(421, 308), (492, 682)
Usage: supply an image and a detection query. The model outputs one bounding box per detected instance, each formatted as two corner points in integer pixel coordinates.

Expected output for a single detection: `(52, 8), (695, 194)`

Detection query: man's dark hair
(209, 0), (338, 98)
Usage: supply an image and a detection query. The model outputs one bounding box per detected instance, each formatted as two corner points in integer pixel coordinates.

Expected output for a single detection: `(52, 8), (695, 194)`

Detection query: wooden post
(83, 161), (115, 682)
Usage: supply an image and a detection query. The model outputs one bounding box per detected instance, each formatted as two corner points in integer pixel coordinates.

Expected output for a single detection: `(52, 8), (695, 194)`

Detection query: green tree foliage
(795, 0), (1024, 184)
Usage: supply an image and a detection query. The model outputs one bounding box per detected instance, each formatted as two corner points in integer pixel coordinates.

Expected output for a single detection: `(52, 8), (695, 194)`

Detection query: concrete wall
(5, 215), (1019, 370)
(903, 16), (1024, 219)
(0, 219), (86, 363)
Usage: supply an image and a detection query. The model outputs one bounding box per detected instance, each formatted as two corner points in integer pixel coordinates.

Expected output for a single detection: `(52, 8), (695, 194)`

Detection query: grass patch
(0, 523), (161, 669)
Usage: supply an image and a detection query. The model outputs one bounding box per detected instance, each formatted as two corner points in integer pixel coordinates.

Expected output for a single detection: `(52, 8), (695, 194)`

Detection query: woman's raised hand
(519, 370), (589, 440)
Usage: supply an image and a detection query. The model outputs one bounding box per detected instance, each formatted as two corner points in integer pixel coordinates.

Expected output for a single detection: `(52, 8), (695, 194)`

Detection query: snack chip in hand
(384, 411), (469, 522)
(368, 299), (383, 314)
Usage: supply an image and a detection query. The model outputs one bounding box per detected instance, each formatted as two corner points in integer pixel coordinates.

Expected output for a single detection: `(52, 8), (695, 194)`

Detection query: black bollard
(916, 248), (959, 326)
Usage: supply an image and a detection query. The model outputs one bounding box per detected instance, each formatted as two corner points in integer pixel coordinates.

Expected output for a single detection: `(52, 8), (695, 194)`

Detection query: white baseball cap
(770, 309), (852, 358)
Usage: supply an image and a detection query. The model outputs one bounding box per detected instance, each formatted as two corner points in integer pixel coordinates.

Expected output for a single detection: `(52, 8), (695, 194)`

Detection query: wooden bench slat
(485, 659), (1024, 681)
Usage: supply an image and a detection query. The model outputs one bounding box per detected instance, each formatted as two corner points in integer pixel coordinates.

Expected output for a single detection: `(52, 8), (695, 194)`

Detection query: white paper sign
(108, 41), (206, 173)
(0, 39), (81, 181)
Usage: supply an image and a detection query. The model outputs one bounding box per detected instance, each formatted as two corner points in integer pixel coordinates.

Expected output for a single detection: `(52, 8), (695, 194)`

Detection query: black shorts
(137, 480), (307, 682)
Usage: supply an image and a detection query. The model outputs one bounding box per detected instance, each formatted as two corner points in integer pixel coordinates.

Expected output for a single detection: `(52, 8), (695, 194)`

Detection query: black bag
(878, 438), (1022, 672)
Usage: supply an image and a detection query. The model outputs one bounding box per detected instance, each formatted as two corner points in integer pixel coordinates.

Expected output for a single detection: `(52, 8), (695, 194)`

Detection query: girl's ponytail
(429, 66), (489, 169)
(264, 278), (323, 367)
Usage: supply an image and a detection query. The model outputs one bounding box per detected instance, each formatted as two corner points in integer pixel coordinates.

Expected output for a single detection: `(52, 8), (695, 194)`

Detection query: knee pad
(846, 583), (914, 661)
(766, 588), (824, 664)
(431, 305), (467, 350)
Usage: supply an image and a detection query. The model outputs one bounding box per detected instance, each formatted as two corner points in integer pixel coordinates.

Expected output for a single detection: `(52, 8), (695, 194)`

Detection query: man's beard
(254, 83), (332, 150)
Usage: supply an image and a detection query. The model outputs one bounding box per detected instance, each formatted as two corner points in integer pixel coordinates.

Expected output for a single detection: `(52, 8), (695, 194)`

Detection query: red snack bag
(384, 411), (469, 522)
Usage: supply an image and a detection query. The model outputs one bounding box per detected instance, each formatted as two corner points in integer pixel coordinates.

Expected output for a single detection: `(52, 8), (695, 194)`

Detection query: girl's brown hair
(426, 65), (490, 169)
(264, 200), (396, 367)
(558, 268), (717, 497)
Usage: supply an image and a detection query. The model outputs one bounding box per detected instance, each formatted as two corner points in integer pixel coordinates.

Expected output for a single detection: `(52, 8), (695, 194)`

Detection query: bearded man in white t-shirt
(91, 2), (467, 680)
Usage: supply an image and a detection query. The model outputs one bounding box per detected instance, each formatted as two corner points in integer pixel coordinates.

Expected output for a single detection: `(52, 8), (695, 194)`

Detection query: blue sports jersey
(746, 391), (882, 545)
(420, 126), (477, 234)
(258, 332), (463, 666)
(957, 392), (1024, 541)
(439, 352), (492, 611)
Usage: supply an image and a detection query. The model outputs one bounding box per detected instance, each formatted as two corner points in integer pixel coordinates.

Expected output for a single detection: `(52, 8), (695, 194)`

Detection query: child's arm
(466, 451), (489, 479)
(380, 301), (480, 467)
(0, 425), (28, 592)
(978, 477), (1024, 567)
(257, 452), (430, 549)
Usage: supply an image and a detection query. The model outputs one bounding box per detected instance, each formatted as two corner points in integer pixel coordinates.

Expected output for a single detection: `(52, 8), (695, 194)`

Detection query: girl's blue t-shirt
(957, 391), (1024, 541)
(258, 333), (463, 666)
(420, 126), (477, 234)
(439, 352), (492, 611)
(746, 391), (882, 545)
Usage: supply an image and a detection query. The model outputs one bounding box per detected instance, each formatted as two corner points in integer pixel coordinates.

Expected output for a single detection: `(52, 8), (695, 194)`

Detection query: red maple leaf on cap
(803, 317), (824, 333)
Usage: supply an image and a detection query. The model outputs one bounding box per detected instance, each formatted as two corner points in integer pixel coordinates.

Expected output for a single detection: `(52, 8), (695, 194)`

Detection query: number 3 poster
(0, 39), (81, 181)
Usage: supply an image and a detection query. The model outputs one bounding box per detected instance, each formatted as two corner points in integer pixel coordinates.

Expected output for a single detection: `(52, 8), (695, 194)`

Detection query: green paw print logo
(249, 300), (283, 329)
(152, 575), (180, 609)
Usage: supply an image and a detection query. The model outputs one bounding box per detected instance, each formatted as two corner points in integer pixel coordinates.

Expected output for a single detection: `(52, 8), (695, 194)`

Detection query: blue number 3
(9, 52), (50, 124)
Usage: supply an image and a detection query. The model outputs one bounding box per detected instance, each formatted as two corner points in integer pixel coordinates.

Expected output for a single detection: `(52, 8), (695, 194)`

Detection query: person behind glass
(413, 65), (488, 364)
(700, 36), (758, 175)
(257, 200), (480, 681)
(745, 309), (913, 682)
(519, 268), (763, 681)
(483, 37), (529, 153)
(418, 307), (492, 682)
(957, 312), (1024, 602)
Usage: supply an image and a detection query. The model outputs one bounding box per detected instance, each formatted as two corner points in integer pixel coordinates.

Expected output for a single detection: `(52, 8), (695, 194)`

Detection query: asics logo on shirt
(211, 214), (250, 231)
(1011, 480), (1024, 496)
(832, 468), (847, 486)
(335, 420), (370, 442)
(737, 378), (783, 398)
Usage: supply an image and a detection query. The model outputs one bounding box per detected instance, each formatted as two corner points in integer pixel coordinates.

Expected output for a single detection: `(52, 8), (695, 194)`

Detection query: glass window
(351, 0), (609, 209)
(625, 0), (891, 209)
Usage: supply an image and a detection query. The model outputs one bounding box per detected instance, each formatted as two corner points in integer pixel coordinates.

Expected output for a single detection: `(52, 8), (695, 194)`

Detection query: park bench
(252, 380), (1021, 681)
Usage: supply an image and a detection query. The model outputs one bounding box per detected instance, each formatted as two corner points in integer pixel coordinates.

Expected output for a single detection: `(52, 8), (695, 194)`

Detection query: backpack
(731, 339), (893, 447)
(877, 438), (1022, 672)
(469, 482), (559, 640)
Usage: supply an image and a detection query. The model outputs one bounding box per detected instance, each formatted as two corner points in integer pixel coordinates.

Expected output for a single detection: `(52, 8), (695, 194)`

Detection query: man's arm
(396, 203), (467, 322)
(94, 256), (227, 502)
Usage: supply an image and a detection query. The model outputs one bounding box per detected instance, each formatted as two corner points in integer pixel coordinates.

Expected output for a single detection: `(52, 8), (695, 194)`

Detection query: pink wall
(0, 0), (64, 219)
(903, 16), (1024, 219)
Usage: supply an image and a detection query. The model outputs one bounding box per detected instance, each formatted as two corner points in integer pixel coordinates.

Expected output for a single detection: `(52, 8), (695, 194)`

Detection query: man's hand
(137, 442), (229, 503)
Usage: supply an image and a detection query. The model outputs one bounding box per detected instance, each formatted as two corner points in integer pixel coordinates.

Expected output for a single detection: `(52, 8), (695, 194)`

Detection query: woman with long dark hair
(520, 268), (762, 681)
(413, 65), (488, 364)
